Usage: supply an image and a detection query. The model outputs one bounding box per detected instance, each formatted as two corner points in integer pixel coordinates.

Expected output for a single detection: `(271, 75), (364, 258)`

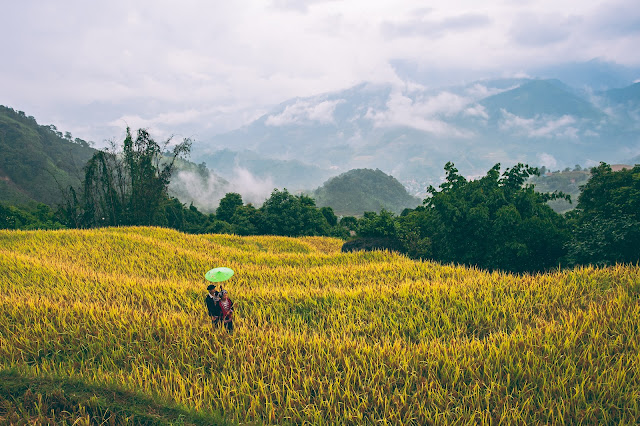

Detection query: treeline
(1, 127), (638, 273)
(347, 162), (640, 272)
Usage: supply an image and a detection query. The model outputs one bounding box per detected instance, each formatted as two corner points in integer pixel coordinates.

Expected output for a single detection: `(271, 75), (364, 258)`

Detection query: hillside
(1, 227), (639, 424)
(530, 169), (591, 213)
(479, 79), (604, 120)
(0, 105), (231, 213)
(311, 168), (421, 216)
(0, 106), (96, 206)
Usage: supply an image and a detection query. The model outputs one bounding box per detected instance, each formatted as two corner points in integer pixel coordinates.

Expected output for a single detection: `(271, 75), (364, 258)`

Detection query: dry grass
(1, 227), (639, 424)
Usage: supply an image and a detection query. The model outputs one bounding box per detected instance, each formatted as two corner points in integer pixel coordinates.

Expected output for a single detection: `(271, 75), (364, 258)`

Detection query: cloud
(499, 110), (579, 138)
(464, 105), (489, 119)
(537, 153), (558, 169)
(265, 99), (345, 126)
(364, 89), (477, 136)
(382, 11), (491, 39)
(228, 168), (275, 206)
(586, 1), (640, 38)
(509, 13), (580, 47)
(270, 0), (337, 13)
(2, 0), (640, 148)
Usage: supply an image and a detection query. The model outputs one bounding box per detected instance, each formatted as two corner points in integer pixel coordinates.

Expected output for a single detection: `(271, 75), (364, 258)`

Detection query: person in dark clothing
(205, 284), (221, 326)
(218, 289), (234, 333)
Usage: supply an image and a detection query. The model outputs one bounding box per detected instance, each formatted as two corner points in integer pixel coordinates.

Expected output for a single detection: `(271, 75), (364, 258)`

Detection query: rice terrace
(1, 226), (639, 424)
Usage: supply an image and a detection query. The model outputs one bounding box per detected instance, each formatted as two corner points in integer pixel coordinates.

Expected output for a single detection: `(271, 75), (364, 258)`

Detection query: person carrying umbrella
(205, 284), (222, 326)
(218, 289), (235, 333)
(204, 267), (235, 333)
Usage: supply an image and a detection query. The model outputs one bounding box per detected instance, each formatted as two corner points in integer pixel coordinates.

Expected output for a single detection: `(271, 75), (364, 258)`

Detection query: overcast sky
(1, 0), (639, 146)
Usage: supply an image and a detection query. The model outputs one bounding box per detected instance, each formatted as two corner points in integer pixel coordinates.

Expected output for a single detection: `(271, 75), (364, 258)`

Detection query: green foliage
(0, 203), (66, 230)
(230, 204), (262, 236)
(63, 127), (192, 228)
(216, 192), (243, 222)
(259, 189), (331, 237)
(397, 162), (570, 273)
(565, 163), (640, 266)
(357, 210), (398, 238)
(339, 216), (358, 231)
(320, 206), (338, 227)
(530, 168), (590, 213)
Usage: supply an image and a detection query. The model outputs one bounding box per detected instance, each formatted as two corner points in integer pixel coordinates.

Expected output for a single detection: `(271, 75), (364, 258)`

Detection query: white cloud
(265, 99), (345, 126)
(499, 110), (579, 138)
(464, 105), (489, 119)
(538, 153), (558, 169)
(364, 90), (473, 137)
(1, 0), (639, 145)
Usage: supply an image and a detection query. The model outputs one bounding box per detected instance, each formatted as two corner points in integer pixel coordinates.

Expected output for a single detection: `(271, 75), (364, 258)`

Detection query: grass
(1, 226), (639, 424)
(0, 369), (225, 425)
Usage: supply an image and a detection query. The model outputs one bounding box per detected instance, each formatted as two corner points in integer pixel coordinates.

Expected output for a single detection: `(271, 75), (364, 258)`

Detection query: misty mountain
(194, 70), (640, 196)
(478, 79), (604, 120)
(530, 59), (640, 91)
(311, 168), (421, 216)
(602, 82), (640, 106)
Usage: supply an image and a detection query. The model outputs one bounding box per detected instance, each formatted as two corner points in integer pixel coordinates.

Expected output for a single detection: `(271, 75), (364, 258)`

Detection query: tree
(320, 206), (338, 227)
(217, 193), (243, 223)
(259, 189), (330, 236)
(398, 162), (569, 273)
(565, 162), (640, 266)
(63, 127), (191, 228)
(231, 204), (262, 236)
(358, 210), (398, 238)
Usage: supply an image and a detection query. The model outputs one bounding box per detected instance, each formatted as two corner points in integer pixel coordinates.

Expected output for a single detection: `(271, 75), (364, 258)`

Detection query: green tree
(231, 204), (262, 236)
(357, 210), (398, 238)
(399, 162), (569, 273)
(259, 189), (330, 236)
(216, 193), (243, 223)
(320, 206), (338, 227)
(565, 163), (640, 266)
(63, 127), (191, 227)
(0, 203), (65, 230)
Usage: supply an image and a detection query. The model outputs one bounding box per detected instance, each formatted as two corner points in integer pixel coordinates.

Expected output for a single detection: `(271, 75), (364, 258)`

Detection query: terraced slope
(1, 227), (639, 424)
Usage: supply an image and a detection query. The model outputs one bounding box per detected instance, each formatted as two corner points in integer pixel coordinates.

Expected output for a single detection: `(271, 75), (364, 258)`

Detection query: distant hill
(311, 168), (421, 216)
(530, 168), (591, 214)
(625, 154), (640, 165)
(479, 79), (604, 120)
(0, 105), (96, 206)
(602, 82), (640, 105)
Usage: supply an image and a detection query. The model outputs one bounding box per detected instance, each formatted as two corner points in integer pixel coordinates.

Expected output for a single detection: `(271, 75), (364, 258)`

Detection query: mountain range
(193, 62), (640, 196)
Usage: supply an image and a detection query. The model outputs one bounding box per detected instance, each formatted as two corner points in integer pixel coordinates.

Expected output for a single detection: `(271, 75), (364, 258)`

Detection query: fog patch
(537, 153), (559, 170)
(169, 168), (274, 213)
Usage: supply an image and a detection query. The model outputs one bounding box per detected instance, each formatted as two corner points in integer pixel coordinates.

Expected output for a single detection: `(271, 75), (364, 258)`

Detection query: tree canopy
(565, 163), (640, 266)
(395, 162), (570, 273)
(61, 128), (191, 228)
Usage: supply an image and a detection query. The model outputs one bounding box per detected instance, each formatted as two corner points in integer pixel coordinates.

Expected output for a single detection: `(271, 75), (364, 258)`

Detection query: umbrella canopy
(205, 267), (235, 282)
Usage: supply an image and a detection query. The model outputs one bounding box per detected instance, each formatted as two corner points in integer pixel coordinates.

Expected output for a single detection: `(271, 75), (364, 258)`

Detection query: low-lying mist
(169, 168), (275, 213)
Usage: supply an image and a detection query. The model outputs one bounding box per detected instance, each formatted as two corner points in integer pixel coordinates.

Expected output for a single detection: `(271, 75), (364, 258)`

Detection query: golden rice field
(1, 227), (639, 424)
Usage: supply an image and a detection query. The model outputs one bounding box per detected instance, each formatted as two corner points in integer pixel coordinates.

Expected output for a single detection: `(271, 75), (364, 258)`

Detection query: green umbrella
(205, 267), (234, 282)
